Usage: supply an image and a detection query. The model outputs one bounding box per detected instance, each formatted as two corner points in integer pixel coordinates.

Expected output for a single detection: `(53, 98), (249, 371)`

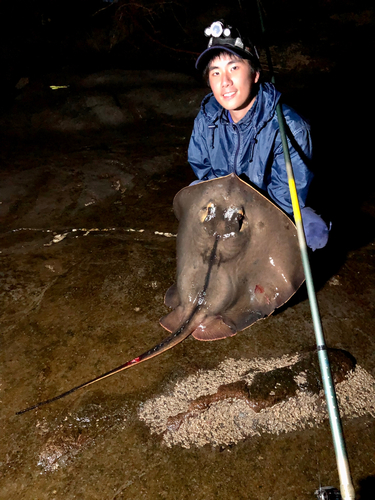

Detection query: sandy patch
(138, 354), (375, 448)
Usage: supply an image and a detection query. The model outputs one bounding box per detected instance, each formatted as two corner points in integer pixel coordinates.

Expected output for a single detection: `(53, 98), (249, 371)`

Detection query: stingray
(17, 174), (304, 415)
(160, 173), (304, 340)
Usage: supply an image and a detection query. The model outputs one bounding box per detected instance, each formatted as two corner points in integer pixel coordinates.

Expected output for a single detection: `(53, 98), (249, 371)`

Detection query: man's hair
(202, 50), (261, 86)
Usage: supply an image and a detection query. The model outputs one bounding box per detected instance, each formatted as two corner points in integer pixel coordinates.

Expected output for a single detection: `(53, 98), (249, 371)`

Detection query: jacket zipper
(208, 124), (217, 149)
(232, 124), (241, 174)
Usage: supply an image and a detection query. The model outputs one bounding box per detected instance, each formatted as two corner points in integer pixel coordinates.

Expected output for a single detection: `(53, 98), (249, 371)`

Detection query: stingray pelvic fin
(164, 283), (180, 309)
(159, 306), (185, 333)
(192, 316), (237, 341)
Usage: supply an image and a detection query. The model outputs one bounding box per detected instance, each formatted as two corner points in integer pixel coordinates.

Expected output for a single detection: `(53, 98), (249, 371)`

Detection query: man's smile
(223, 91), (236, 98)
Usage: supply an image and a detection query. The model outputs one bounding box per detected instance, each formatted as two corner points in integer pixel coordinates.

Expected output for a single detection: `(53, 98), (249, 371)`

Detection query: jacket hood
(200, 82), (281, 133)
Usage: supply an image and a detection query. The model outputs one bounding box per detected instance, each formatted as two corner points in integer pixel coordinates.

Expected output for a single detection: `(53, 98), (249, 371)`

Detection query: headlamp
(204, 21), (232, 39)
(195, 20), (260, 71)
(203, 20), (248, 52)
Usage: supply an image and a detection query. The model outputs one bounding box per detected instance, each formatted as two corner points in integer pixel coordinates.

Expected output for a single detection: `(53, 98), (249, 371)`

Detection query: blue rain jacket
(188, 82), (329, 250)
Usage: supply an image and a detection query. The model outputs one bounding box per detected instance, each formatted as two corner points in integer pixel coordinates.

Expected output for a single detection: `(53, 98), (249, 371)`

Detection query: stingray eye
(201, 202), (216, 222)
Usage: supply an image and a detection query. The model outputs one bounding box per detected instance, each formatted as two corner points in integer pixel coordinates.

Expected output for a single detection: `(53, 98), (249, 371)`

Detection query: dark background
(0, 0), (373, 91)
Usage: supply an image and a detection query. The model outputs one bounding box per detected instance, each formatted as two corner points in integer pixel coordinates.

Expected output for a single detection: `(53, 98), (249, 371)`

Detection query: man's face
(208, 52), (260, 123)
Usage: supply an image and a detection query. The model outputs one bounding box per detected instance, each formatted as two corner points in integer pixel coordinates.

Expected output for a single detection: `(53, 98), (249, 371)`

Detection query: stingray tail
(16, 320), (193, 415)
(16, 236), (220, 416)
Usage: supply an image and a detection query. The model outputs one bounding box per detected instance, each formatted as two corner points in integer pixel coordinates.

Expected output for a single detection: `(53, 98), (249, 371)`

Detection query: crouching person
(188, 20), (329, 251)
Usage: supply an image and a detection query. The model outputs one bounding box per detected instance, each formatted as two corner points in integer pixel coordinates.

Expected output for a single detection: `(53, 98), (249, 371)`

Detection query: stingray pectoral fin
(192, 316), (237, 341)
(164, 283), (180, 309)
(159, 306), (185, 333)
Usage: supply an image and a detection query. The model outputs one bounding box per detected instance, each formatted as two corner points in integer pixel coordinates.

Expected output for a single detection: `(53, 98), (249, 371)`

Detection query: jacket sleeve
(268, 125), (313, 214)
(268, 122), (329, 250)
(187, 114), (214, 181)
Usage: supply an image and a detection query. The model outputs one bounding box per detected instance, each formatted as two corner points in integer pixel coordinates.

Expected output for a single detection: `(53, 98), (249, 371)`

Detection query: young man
(188, 20), (329, 251)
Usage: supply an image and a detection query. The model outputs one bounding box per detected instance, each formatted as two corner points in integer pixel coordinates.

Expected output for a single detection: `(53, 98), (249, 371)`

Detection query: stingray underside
(160, 174), (304, 341)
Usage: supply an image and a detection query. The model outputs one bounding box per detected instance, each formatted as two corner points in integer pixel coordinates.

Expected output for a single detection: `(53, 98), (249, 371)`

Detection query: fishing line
(253, 1), (354, 499)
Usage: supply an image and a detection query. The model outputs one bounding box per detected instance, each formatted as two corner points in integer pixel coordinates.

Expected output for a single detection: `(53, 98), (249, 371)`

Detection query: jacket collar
(200, 82), (281, 132)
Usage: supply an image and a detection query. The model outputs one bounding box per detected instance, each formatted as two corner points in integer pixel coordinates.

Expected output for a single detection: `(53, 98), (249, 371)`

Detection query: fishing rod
(254, 1), (355, 499)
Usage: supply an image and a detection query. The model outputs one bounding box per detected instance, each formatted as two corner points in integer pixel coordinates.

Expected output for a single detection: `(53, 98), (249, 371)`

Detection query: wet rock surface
(1, 72), (374, 499)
